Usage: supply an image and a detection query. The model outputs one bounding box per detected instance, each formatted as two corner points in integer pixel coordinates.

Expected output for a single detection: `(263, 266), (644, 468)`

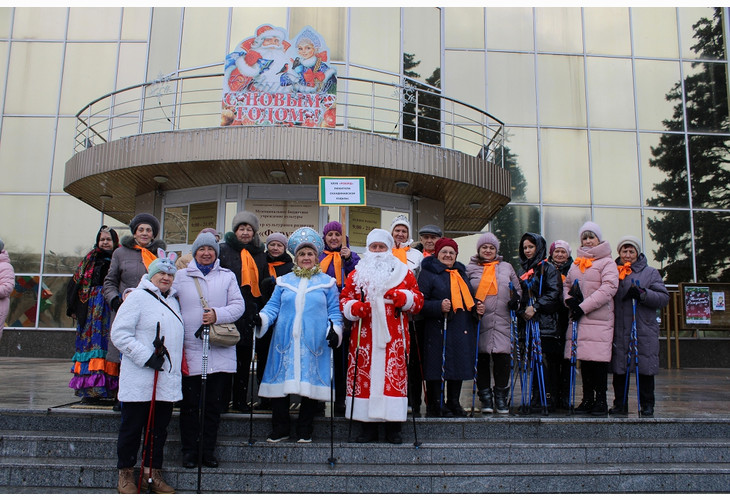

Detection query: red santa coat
(340, 264), (423, 422)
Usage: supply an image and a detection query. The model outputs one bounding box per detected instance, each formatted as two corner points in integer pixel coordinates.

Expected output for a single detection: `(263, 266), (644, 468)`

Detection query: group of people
(60, 210), (669, 494)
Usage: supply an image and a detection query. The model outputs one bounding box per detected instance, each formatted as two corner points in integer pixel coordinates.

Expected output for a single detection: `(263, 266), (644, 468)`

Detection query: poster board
(680, 282), (730, 330)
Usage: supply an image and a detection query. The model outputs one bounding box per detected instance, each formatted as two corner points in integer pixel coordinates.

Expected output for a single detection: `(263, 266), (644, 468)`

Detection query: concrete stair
(1, 408), (729, 493)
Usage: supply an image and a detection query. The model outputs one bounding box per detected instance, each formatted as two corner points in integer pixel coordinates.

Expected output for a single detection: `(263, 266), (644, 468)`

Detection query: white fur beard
(354, 252), (396, 298)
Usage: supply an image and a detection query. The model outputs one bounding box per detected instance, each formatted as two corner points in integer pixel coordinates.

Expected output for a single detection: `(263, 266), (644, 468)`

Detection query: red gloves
(351, 301), (371, 318)
(244, 50), (262, 66)
(385, 290), (407, 308)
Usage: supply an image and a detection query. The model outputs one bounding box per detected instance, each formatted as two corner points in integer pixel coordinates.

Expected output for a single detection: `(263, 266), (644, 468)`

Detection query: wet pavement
(0, 357), (729, 417)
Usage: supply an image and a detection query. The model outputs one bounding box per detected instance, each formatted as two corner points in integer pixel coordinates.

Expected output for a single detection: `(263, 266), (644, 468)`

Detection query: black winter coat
(417, 256), (478, 381)
(550, 256), (574, 342)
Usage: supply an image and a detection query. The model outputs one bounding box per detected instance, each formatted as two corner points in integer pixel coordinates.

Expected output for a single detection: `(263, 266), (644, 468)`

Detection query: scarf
(293, 264), (320, 279)
(617, 261), (633, 280)
(135, 245), (157, 270)
(520, 268), (534, 281)
(319, 250), (343, 286)
(474, 261), (499, 302)
(392, 246), (409, 265)
(447, 269), (475, 312)
(71, 248), (105, 305)
(268, 261), (286, 278)
(240, 248), (261, 297)
(574, 257), (595, 273)
(196, 262), (214, 276)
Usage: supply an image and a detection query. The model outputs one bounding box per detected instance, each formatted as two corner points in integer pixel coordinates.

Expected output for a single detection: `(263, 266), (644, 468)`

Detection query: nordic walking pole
(508, 283), (518, 410)
(348, 288), (365, 442)
(327, 320), (337, 467)
(397, 306), (421, 447)
(410, 319), (429, 414)
(440, 312), (448, 415)
(138, 322), (162, 494)
(568, 279), (583, 415)
(531, 316), (549, 415)
(248, 324), (257, 446)
(633, 280), (641, 416)
(196, 324), (210, 494)
(469, 310), (482, 417)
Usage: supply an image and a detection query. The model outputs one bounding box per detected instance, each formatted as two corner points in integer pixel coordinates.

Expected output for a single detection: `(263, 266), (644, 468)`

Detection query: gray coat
(611, 254), (669, 376)
(103, 235), (166, 306)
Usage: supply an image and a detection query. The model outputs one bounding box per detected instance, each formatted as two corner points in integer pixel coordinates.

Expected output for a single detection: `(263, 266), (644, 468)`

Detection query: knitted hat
(232, 211), (259, 233)
(435, 237), (458, 256)
(390, 215), (411, 237)
(476, 232), (500, 253)
(0, 238), (4, 253)
(148, 256), (177, 278)
(322, 221), (343, 236)
(129, 213), (160, 238)
(366, 228), (394, 251)
(549, 240), (571, 256)
(288, 227), (324, 255)
(578, 221), (603, 242)
(616, 235), (642, 255)
(192, 232), (219, 258)
(266, 232), (288, 248)
(418, 224), (443, 237)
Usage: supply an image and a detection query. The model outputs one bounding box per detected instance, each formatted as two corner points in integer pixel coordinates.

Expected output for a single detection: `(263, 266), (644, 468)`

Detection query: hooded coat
(466, 255), (521, 354)
(517, 233), (562, 341)
(0, 250), (14, 339)
(563, 240), (619, 362)
(417, 256), (478, 380)
(611, 254), (669, 376)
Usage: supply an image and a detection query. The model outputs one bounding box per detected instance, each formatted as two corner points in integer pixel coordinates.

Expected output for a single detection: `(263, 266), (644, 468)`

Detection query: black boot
(591, 391), (608, 416)
(493, 386), (509, 414)
(384, 422), (403, 444)
(574, 396), (594, 414)
(478, 388), (494, 414)
(356, 422), (379, 443)
(640, 404), (654, 417)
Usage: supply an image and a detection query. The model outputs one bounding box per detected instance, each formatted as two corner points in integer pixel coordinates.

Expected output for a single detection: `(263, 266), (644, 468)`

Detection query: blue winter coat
(257, 271), (343, 401)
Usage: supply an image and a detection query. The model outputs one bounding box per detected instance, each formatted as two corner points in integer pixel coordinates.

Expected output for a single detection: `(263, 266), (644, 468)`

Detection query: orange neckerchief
(320, 250), (343, 287)
(617, 262), (633, 280)
(423, 250), (435, 257)
(392, 246), (409, 264)
(135, 245), (157, 270)
(268, 261), (286, 278)
(240, 249), (261, 297)
(574, 257), (595, 273)
(447, 269), (475, 312)
(520, 268), (534, 281)
(475, 261), (499, 302)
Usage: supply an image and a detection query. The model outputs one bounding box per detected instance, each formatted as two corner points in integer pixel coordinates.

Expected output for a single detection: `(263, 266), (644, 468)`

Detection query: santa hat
(366, 229), (394, 252)
(255, 25), (286, 44)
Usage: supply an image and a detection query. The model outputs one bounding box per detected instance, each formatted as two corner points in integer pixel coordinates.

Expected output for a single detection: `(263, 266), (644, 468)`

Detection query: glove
(626, 285), (645, 301)
(244, 50), (262, 66)
(385, 290), (407, 308)
(111, 297), (121, 312)
(144, 352), (165, 371)
(508, 296), (520, 311)
(327, 320), (339, 349)
(351, 301), (371, 318)
(570, 306), (584, 321)
(252, 313), (262, 327)
(153, 334), (166, 351)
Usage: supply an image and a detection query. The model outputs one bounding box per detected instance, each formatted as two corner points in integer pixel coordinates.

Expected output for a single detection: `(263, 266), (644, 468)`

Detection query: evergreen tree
(402, 53), (441, 145)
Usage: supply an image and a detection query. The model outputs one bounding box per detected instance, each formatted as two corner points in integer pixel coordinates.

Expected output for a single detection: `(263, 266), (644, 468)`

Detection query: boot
(493, 386), (509, 414)
(116, 467), (136, 494)
(356, 422), (379, 443)
(591, 392), (608, 416)
(573, 396), (594, 414)
(478, 388), (494, 413)
(446, 398), (466, 417)
(384, 422), (403, 444)
(141, 468), (175, 494)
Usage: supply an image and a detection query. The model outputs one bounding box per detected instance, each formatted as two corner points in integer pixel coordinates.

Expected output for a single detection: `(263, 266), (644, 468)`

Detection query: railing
(73, 73), (505, 166)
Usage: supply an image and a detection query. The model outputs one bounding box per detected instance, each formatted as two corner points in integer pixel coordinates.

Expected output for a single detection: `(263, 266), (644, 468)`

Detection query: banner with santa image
(222, 24), (337, 128)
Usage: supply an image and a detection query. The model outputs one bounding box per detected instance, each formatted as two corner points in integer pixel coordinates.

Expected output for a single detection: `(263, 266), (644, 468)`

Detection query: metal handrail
(73, 73), (505, 165)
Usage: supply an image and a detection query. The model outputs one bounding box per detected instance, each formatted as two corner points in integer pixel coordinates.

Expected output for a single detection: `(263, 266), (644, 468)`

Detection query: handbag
(193, 277), (241, 347)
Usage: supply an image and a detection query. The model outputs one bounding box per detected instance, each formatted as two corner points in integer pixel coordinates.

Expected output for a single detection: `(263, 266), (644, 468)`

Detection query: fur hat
(435, 237), (458, 256)
(476, 232), (500, 253)
(266, 232), (288, 248)
(617, 235), (642, 255)
(288, 227), (324, 255)
(232, 211), (259, 233)
(129, 213), (160, 238)
(418, 224), (443, 237)
(549, 240), (571, 256)
(390, 215), (411, 238)
(192, 232), (219, 258)
(578, 221), (603, 243)
(366, 229), (394, 252)
(323, 221), (343, 236)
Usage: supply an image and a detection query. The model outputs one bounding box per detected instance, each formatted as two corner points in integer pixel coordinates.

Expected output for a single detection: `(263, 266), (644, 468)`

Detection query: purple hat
(549, 240), (571, 256)
(476, 232), (500, 253)
(579, 221), (603, 242)
(322, 221), (343, 236)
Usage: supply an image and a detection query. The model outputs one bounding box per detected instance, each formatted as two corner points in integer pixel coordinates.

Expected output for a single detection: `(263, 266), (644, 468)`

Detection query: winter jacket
(318, 244), (360, 291)
(103, 235), (166, 307)
(258, 271), (343, 401)
(417, 256), (478, 381)
(175, 259), (245, 376)
(517, 233), (562, 341)
(394, 238), (423, 275)
(466, 255), (521, 354)
(261, 251), (294, 301)
(611, 254), (669, 376)
(111, 275), (184, 402)
(563, 241), (619, 362)
(550, 256), (574, 343)
(0, 250), (15, 337)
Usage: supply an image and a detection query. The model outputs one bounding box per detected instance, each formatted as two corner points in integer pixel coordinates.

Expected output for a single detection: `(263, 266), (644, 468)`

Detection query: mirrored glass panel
(634, 59), (682, 132)
(592, 207), (643, 253)
(444, 7), (484, 49)
(44, 196), (104, 275)
(590, 131), (640, 206)
(688, 134), (730, 209)
(290, 7), (347, 62)
(693, 211), (730, 281)
(12, 7), (68, 39)
(679, 7), (724, 60)
(541, 128), (590, 204)
(180, 8), (228, 70)
(0, 195), (46, 274)
(503, 127), (539, 203)
(60, 43), (118, 115)
(116, 43), (148, 91)
(0, 42), (7, 106)
(644, 208), (692, 284)
(444, 51), (485, 110)
(631, 7), (678, 59)
(543, 205), (592, 255)
(229, 8), (287, 54)
(683, 61), (729, 133)
(491, 204), (541, 270)
(122, 7), (151, 40)
(586, 57), (635, 129)
(486, 52), (536, 126)
(640, 132), (689, 209)
(147, 7), (183, 80)
(68, 7), (121, 40)
(584, 7), (631, 56)
(0, 117), (54, 192)
(404, 7), (440, 87)
(535, 8), (582, 54)
(486, 7), (533, 51)
(6, 275), (41, 328)
(350, 8), (400, 73)
(5, 42), (64, 114)
(537, 54), (586, 127)
(52, 118), (77, 193)
(0, 8), (11, 37)
(37, 276), (74, 329)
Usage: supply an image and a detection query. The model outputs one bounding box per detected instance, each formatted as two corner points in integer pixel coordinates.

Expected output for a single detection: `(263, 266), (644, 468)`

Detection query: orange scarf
(392, 246), (409, 264)
(319, 250), (343, 286)
(475, 261), (499, 302)
(135, 245), (157, 270)
(268, 261), (286, 278)
(447, 269), (475, 312)
(240, 249), (261, 297)
(574, 257), (595, 273)
(520, 268), (534, 281)
(617, 262), (633, 280)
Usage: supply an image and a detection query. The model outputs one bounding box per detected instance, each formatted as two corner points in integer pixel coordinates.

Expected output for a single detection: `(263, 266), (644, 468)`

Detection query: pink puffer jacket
(0, 250), (16, 338)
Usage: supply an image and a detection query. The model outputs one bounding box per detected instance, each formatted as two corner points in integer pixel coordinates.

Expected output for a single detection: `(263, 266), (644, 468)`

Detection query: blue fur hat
(287, 227), (324, 255)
